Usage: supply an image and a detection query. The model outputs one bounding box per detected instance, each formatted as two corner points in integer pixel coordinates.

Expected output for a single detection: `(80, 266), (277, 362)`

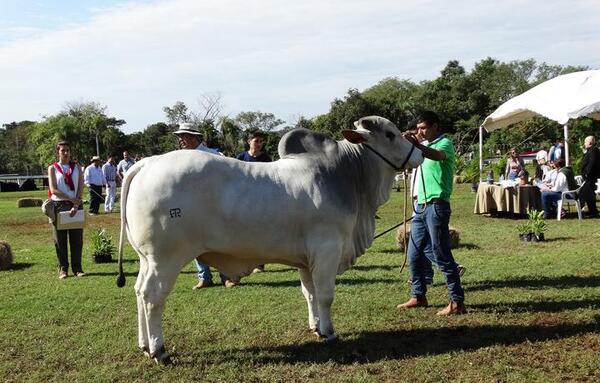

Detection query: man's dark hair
(248, 131), (267, 140)
(416, 111), (440, 127)
(555, 158), (565, 168)
(406, 118), (418, 132)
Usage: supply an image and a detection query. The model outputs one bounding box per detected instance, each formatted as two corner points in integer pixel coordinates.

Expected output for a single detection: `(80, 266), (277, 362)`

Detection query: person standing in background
(173, 123), (238, 289)
(84, 156), (106, 215)
(102, 156), (117, 213)
(236, 131), (272, 273)
(580, 136), (600, 218)
(117, 151), (136, 183)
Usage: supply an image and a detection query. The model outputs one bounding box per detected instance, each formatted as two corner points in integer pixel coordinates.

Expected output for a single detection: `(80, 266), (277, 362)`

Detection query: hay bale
(17, 198), (43, 208)
(396, 223), (460, 252)
(0, 240), (13, 270)
(395, 223), (411, 252)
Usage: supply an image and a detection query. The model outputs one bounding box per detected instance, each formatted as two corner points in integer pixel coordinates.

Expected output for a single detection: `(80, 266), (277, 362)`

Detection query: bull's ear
(342, 129), (367, 144)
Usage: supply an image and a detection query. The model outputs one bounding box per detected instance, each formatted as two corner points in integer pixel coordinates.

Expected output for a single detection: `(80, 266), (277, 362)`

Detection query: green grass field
(1, 185), (599, 382)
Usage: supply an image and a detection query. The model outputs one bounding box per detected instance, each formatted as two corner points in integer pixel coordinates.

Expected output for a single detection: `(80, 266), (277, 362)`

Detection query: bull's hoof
(140, 346), (150, 357)
(310, 327), (321, 338)
(150, 346), (172, 365)
(319, 333), (338, 344)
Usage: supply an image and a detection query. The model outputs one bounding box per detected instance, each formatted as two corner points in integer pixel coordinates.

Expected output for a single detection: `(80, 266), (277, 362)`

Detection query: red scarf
(50, 162), (76, 197)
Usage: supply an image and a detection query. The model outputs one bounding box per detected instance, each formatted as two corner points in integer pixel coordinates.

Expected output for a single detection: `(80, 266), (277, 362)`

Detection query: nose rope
(363, 142), (416, 172)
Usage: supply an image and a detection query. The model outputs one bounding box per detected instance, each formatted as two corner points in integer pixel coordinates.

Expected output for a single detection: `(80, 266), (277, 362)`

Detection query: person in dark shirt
(236, 131), (272, 163)
(580, 136), (600, 217)
(237, 130), (272, 273)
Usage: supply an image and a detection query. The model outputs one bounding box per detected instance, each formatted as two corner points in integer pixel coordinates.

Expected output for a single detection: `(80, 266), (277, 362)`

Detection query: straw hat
(174, 123), (202, 136)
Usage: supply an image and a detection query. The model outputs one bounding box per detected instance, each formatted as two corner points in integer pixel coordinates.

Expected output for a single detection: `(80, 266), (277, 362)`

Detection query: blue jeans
(195, 259), (213, 283)
(413, 199), (434, 282)
(541, 191), (562, 218)
(408, 201), (464, 302)
(195, 259), (229, 283)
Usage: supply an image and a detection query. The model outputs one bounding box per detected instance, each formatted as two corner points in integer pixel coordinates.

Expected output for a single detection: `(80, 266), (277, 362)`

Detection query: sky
(1, 0), (599, 133)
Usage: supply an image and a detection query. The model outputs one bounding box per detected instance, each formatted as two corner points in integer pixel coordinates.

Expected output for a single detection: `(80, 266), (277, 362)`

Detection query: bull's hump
(278, 128), (338, 159)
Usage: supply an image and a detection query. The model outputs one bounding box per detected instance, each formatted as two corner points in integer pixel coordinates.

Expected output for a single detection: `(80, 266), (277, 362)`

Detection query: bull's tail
(116, 162), (143, 288)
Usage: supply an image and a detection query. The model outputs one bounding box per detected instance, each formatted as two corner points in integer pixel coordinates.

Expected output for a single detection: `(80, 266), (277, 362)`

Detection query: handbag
(41, 199), (56, 223)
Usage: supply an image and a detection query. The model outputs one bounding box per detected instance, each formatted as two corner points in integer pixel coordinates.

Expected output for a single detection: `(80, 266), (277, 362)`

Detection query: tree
(27, 102), (126, 168)
(218, 117), (243, 156)
(0, 121), (37, 174)
(234, 111), (284, 132)
(162, 101), (190, 125)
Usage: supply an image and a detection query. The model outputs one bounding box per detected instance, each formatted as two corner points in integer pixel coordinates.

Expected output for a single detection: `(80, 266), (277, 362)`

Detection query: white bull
(116, 116), (423, 364)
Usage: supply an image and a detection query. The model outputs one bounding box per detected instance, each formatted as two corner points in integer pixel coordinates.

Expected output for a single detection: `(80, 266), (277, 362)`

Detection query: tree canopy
(1, 57), (596, 176)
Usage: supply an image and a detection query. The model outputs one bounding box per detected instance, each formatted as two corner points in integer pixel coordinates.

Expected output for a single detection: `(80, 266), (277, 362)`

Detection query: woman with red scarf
(48, 141), (85, 279)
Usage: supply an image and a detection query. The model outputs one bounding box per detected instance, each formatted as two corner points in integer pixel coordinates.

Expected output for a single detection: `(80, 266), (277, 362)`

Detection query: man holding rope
(397, 111), (466, 315)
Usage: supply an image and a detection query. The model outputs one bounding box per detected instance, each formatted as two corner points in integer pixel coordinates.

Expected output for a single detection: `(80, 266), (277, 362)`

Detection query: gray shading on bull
(116, 116), (424, 364)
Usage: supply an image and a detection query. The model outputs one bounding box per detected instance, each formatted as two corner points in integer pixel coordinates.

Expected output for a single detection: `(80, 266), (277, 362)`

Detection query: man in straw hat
(173, 123), (238, 289)
(84, 155), (106, 215)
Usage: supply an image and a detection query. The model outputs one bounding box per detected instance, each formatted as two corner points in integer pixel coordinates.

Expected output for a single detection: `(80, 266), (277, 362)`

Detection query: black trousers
(52, 202), (84, 273)
(89, 184), (103, 214)
(580, 179), (598, 215)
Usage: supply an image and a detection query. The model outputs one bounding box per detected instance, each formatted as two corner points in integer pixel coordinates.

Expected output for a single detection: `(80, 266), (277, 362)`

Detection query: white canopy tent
(479, 70), (600, 179)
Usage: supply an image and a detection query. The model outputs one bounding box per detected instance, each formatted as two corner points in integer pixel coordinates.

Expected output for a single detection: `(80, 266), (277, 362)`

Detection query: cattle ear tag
(342, 130), (366, 144)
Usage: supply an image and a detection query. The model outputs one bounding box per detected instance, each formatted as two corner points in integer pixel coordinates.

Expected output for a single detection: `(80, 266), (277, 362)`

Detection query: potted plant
(518, 210), (547, 242)
(91, 228), (115, 263)
(529, 210), (547, 242)
(517, 222), (533, 242)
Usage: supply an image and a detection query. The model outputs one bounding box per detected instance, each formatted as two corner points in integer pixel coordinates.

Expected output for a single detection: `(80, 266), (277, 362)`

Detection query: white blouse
(51, 163), (81, 201)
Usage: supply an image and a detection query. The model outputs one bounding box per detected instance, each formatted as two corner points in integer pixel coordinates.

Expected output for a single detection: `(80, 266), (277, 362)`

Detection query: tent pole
(479, 125), (483, 182)
(563, 123), (569, 167)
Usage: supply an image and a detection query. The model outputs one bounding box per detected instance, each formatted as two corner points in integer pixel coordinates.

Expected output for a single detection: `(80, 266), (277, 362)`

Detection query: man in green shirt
(397, 111), (466, 315)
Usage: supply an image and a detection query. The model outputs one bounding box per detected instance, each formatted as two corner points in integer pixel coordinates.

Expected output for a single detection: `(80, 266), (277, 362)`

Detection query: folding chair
(556, 185), (583, 221)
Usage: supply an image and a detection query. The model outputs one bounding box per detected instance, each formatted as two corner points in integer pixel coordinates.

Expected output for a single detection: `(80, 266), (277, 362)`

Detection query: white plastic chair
(595, 179), (600, 195)
(557, 185), (583, 221)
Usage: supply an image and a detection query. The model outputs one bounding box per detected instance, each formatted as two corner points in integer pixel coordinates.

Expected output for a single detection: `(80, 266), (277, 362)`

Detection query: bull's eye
(385, 132), (395, 141)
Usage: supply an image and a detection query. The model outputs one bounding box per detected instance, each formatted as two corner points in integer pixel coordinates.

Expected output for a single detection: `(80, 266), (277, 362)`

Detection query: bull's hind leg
(299, 268), (319, 335)
(134, 256), (150, 356)
(139, 258), (183, 365)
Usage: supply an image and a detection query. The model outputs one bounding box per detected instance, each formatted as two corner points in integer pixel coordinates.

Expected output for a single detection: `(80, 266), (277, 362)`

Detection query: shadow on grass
(456, 243), (480, 250)
(471, 298), (600, 313)
(543, 236), (575, 242)
(379, 248), (401, 254)
(84, 271), (139, 277)
(351, 264), (399, 272)
(195, 318), (599, 366)
(7, 262), (35, 270)
(464, 275), (600, 291)
(244, 277), (397, 288)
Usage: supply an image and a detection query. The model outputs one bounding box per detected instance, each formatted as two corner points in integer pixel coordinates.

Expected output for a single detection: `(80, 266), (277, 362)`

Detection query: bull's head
(342, 116), (423, 171)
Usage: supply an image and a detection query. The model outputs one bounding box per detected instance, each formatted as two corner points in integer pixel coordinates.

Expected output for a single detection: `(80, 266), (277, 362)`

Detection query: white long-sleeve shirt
(550, 172), (568, 192)
(84, 164), (106, 186)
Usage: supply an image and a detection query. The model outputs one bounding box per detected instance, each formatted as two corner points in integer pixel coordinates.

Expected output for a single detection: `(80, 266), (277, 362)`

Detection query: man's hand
(403, 132), (419, 146)
(69, 207), (77, 217)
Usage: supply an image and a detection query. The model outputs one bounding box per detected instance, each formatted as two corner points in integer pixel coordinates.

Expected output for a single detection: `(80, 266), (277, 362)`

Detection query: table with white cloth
(474, 183), (542, 215)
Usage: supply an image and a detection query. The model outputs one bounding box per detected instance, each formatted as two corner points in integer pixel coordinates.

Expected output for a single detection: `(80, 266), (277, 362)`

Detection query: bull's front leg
(308, 236), (342, 343)
(298, 268), (319, 335)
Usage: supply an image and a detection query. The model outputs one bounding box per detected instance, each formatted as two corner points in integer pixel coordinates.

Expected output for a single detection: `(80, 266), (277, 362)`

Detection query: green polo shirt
(417, 135), (455, 204)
